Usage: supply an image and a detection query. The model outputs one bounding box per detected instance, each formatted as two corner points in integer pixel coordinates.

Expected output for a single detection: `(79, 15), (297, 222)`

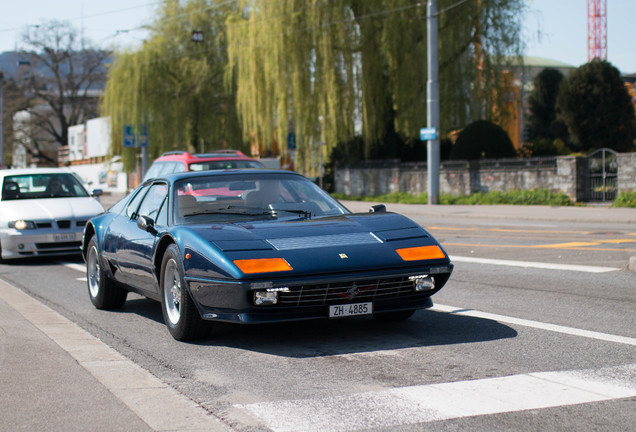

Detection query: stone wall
(618, 153), (636, 193)
(335, 153), (635, 202)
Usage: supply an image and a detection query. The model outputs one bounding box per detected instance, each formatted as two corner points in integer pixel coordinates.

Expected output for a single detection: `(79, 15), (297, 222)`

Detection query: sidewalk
(0, 279), (230, 432)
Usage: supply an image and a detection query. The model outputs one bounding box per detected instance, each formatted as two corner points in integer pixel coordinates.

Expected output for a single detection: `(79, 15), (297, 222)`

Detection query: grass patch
(611, 191), (636, 208)
(332, 188), (574, 206)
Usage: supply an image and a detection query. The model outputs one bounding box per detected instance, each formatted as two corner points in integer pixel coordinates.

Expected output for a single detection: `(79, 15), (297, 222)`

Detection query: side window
(155, 194), (169, 226)
(126, 185), (151, 219)
(137, 183), (169, 222)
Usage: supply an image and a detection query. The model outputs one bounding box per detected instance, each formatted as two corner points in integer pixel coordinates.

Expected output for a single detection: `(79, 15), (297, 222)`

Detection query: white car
(0, 168), (104, 260)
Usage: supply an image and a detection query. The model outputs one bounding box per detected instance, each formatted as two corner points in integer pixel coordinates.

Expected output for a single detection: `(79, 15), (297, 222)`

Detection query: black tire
(373, 310), (415, 322)
(160, 244), (211, 341)
(86, 236), (127, 309)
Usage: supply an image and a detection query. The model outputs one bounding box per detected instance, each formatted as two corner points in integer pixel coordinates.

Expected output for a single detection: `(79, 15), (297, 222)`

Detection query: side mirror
(91, 188), (103, 197)
(369, 204), (386, 213)
(137, 215), (157, 235)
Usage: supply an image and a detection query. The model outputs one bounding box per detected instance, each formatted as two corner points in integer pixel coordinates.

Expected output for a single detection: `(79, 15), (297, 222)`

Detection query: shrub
(450, 120), (517, 160)
(612, 191), (636, 208)
(333, 189), (573, 206)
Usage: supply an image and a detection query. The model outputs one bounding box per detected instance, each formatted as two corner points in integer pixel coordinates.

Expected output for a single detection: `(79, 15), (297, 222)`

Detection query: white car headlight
(9, 220), (36, 230)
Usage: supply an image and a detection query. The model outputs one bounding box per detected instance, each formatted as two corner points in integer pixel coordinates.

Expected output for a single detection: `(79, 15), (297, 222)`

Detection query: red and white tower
(587, 0), (607, 61)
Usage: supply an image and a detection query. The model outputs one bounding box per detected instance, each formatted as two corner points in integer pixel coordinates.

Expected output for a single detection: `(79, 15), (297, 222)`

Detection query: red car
(143, 150), (264, 181)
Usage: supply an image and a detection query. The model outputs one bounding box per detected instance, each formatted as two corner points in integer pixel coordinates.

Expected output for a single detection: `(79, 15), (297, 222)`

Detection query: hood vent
(267, 232), (382, 251)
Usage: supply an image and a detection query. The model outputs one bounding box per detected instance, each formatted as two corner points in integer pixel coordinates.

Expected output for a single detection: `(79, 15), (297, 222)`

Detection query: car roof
(0, 167), (76, 178)
(146, 168), (304, 184)
(153, 150), (254, 162)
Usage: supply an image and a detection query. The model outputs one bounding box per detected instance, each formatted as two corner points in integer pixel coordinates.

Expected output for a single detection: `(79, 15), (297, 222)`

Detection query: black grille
(76, 220), (87, 227)
(36, 222), (52, 229)
(277, 276), (420, 307)
(57, 220), (71, 229)
(35, 241), (82, 250)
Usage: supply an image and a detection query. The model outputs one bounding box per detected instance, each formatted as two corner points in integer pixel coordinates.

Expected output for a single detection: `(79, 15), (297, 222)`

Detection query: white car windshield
(2, 173), (90, 201)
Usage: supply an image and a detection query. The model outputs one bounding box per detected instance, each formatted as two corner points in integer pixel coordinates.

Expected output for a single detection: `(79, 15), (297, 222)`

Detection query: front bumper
(0, 229), (83, 259)
(186, 265), (453, 324)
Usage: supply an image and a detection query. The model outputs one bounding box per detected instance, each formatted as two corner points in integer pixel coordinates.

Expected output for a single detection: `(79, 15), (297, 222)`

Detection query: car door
(106, 182), (169, 293)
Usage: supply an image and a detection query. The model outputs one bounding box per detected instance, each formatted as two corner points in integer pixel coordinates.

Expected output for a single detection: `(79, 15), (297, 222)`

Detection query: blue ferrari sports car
(82, 170), (453, 340)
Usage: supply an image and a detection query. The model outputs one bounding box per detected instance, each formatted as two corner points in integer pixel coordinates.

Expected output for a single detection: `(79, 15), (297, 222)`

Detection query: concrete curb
(0, 279), (232, 432)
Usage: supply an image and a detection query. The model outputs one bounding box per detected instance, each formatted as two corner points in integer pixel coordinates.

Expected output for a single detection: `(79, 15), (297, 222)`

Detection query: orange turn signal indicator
(396, 245), (446, 261)
(233, 258), (293, 274)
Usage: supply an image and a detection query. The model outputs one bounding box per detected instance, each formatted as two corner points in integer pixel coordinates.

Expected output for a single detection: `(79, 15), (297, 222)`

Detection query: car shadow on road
(196, 310), (518, 358)
(116, 298), (517, 358)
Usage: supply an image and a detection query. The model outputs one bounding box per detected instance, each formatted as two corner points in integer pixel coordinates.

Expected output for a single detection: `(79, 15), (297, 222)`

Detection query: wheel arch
(154, 234), (177, 284)
(82, 223), (97, 260)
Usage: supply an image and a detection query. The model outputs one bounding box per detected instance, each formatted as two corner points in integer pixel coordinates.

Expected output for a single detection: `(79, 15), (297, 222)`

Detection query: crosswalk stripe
(237, 364), (636, 432)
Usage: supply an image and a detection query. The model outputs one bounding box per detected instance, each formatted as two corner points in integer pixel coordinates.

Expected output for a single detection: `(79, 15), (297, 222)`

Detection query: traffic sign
(420, 127), (437, 141)
(287, 133), (297, 150)
(123, 125), (149, 148)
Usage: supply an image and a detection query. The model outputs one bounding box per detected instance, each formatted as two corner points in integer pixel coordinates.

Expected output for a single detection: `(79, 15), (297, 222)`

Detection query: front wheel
(160, 244), (211, 341)
(86, 236), (127, 309)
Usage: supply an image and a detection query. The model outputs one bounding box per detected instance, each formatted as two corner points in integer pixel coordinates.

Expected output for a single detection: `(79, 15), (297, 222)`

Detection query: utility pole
(426, 0), (440, 205)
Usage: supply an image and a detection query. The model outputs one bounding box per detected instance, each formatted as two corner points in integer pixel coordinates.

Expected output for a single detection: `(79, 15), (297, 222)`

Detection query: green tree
(226, 0), (526, 171)
(526, 68), (564, 142)
(102, 0), (244, 172)
(450, 120), (516, 160)
(556, 60), (635, 153)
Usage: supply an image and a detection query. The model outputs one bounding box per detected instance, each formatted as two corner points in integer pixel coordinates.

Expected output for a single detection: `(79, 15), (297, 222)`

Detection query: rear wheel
(373, 310), (415, 322)
(160, 244), (211, 341)
(86, 237), (127, 309)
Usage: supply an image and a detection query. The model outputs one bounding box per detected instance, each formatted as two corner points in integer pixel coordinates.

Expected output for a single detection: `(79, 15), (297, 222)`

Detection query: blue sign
(287, 133), (297, 150)
(123, 125), (149, 148)
(420, 127), (437, 141)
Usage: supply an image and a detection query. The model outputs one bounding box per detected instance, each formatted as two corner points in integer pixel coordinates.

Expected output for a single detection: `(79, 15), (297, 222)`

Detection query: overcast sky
(1, 0), (634, 74)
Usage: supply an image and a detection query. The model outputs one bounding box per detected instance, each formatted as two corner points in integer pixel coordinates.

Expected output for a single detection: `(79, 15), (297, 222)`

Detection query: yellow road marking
(427, 226), (594, 235)
(532, 242), (600, 248)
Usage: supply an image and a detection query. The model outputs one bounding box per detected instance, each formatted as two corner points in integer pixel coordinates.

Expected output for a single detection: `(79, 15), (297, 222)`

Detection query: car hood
(180, 212), (450, 279)
(0, 198), (104, 222)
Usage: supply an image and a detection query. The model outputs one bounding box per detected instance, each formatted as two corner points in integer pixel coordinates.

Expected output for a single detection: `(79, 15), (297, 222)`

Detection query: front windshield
(1, 173), (90, 201)
(173, 173), (348, 224)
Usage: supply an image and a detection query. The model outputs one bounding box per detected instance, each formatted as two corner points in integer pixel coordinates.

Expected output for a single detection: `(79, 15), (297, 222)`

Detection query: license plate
(329, 302), (372, 318)
(54, 233), (76, 241)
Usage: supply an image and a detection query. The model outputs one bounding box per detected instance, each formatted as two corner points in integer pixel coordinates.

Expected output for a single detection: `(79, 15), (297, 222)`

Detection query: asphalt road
(1, 202), (634, 431)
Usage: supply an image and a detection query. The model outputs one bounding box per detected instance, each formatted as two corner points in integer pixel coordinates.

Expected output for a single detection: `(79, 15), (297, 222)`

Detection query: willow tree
(102, 0), (243, 172)
(226, 0), (526, 170)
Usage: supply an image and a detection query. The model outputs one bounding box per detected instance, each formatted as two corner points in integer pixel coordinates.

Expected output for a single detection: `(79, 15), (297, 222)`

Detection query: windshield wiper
(183, 206), (272, 217)
(270, 208), (312, 218)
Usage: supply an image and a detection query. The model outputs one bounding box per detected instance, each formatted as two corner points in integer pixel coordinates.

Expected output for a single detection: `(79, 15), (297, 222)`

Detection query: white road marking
(64, 262), (85, 272)
(238, 364), (636, 432)
(433, 304), (636, 346)
(450, 255), (619, 273)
